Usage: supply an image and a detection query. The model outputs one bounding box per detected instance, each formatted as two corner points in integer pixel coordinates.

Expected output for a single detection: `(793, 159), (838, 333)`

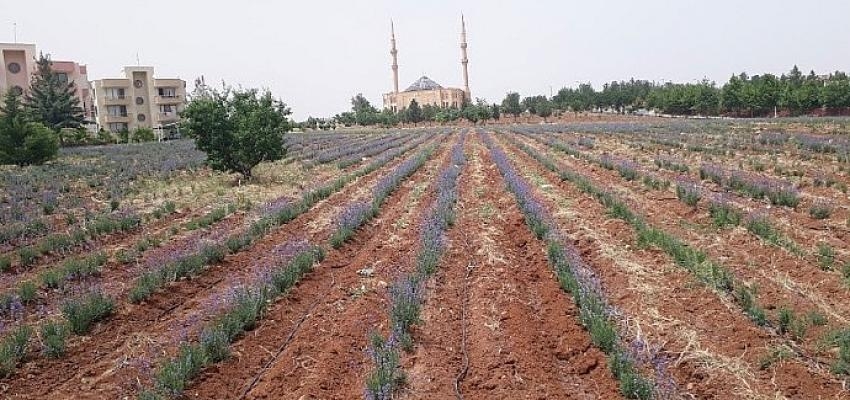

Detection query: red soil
(402, 135), (623, 399)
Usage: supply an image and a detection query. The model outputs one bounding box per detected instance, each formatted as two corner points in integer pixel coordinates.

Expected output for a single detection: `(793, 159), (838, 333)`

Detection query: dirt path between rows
(401, 134), (623, 399)
(2, 136), (442, 399)
(496, 133), (847, 398)
(183, 134), (453, 399)
(510, 134), (850, 340)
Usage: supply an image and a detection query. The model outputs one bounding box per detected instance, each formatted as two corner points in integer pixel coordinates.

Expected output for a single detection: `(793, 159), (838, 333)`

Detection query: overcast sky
(4, 0), (850, 119)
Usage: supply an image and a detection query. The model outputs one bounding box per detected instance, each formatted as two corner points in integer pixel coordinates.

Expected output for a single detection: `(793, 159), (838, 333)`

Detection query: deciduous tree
(182, 86), (292, 180)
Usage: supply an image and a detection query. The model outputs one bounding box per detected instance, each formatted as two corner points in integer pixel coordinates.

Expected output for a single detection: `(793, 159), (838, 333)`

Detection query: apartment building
(0, 43), (36, 97)
(52, 61), (95, 120)
(1, 43), (94, 121)
(92, 66), (186, 134)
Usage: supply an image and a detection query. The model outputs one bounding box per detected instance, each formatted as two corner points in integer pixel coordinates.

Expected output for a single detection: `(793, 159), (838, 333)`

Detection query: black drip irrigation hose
(237, 272), (336, 400)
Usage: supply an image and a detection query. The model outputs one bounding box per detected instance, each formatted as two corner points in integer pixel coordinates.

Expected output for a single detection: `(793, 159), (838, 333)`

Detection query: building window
(136, 97), (144, 105)
(105, 87), (126, 99)
(10, 86), (23, 96)
(158, 87), (177, 97)
(56, 73), (69, 84)
(137, 113), (146, 122)
(7, 62), (21, 74)
(108, 122), (128, 132)
(107, 105), (127, 117)
(134, 80), (143, 88)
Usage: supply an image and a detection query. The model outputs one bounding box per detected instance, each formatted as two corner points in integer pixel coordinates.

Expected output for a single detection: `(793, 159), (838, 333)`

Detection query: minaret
(460, 15), (470, 101)
(390, 20), (400, 94)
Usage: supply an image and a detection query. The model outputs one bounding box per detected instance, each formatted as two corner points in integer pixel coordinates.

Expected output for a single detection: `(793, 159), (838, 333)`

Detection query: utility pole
(13, 22), (17, 43)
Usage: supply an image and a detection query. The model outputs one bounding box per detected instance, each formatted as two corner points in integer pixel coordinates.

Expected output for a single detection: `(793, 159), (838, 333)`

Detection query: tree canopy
(182, 86), (292, 180)
(501, 92), (523, 119)
(0, 90), (59, 166)
(25, 53), (84, 141)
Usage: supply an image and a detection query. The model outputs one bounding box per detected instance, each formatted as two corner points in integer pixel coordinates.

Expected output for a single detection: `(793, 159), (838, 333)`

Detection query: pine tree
(0, 90), (59, 166)
(25, 53), (84, 142)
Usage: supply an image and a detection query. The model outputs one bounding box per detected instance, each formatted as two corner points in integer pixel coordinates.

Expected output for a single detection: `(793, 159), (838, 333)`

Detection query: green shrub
(61, 291), (115, 335)
(40, 320), (68, 358)
(40, 269), (63, 289)
(131, 127), (156, 143)
(709, 201), (742, 227)
(17, 281), (37, 304)
(18, 246), (38, 268)
(810, 201), (833, 220)
(818, 243), (836, 270)
(0, 90), (59, 166)
(0, 325), (32, 377)
(155, 343), (207, 395)
(675, 182), (701, 207)
(0, 256), (11, 272)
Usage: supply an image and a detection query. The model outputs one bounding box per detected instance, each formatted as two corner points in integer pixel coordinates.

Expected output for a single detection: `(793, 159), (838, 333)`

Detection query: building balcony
(102, 114), (130, 123)
(102, 96), (129, 105)
(158, 112), (180, 121)
(155, 95), (183, 104)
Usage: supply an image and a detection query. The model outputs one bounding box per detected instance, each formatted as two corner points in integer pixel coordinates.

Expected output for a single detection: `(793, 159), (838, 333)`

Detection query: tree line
(553, 66), (850, 117)
(313, 65), (850, 129)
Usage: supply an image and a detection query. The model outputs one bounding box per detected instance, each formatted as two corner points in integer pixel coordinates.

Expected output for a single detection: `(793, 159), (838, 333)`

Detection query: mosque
(382, 16), (471, 112)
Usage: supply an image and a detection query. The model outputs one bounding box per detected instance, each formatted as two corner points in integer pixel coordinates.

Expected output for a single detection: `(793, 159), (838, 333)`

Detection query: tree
(182, 86), (292, 180)
(334, 111), (355, 127)
(25, 53), (84, 143)
(0, 90), (59, 166)
(131, 127), (156, 143)
(820, 75), (850, 109)
(474, 98), (492, 121)
(501, 92), (522, 120)
(462, 104), (480, 124)
(721, 73), (746, 115)
(404, 99), (422, 124)
(491, 103), (501, 120)
(421, 104), (438, 123)
(377, 108), (399, 127)
(351, 93), (379, 126)
(435, 107), (461, 124)
(522, 95), (547, 115)
(536, 98), (553, 122)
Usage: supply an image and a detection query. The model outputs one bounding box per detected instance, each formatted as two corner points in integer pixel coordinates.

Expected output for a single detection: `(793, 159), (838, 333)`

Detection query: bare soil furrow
(182, 135), (452, 400)
(1, 136), (441, 399)
(500, 132), (846, 398)
(403, 134), (623, 400)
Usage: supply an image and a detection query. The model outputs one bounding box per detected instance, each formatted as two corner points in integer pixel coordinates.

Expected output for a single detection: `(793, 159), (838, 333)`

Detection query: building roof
(404, 76), (443, 92)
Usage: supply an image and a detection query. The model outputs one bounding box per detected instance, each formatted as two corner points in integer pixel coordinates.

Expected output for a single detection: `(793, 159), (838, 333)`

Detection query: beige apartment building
(92, 66), (186, 135)
(1, 43), (94, 121)
(382, 17), (471, 111)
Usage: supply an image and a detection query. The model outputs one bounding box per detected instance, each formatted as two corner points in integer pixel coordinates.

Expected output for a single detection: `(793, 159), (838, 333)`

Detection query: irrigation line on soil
(453, 223), (475, 400)
(237, 272), (337, 400)
(501, 132), (840, 378)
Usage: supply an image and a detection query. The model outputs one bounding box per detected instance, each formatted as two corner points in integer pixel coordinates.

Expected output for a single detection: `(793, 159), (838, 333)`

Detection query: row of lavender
(1, 140), (205, 229)
(0, 139), (205, 259)
(283, 133), (371, 164)
(0, 132), (437, 381)
(512, 123), (850, 198)
(302, 132), (413, 168)
(482, 133), (670, 399)
(129, 133), (436, 303)
(283, 132), (367, 156)
(137, 134), (442, 399)
(364, 131), (466, 400)
(500, 132), (850, 380)
(511, 121), (850, 160)
(516, 130), (832, 263)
